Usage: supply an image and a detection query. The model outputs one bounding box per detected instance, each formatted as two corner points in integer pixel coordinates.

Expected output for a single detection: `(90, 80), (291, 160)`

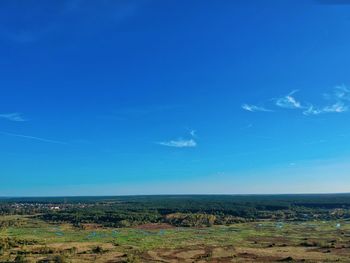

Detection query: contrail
(0, 131), (67, 145)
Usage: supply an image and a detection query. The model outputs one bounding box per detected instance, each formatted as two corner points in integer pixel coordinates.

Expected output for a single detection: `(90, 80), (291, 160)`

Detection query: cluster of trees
(39, 208), (161, 228)
(165, 213), (217, 227)
(1, 194), (350, 228)
(0, 238), (38, 252)
(0, 238), (74, 263)
(0, 237), (38, 263)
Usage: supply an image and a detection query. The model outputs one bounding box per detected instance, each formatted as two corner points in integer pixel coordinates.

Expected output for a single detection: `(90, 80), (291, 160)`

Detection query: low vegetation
(0, 194), (350, 262)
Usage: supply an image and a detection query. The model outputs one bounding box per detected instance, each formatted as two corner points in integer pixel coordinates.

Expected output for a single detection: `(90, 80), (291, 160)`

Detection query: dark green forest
(1, 194), (350, 228)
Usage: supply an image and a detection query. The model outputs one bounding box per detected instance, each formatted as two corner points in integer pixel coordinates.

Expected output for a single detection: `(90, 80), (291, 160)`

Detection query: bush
(14, 255), (29, 263)
(92, 246), (103, 254)
(53, 255), (67, 263)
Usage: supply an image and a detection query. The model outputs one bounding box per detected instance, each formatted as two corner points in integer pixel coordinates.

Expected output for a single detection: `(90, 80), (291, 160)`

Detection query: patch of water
(276, 222), (284, 229)
(87, 231), (97, 239)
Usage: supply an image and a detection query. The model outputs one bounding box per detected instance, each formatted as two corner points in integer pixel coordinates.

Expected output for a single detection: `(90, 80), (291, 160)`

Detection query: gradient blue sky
(1, 0), (350, 196)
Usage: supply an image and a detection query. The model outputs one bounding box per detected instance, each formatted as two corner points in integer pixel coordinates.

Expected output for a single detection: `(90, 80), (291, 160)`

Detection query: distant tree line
(1, 194), (350, 227)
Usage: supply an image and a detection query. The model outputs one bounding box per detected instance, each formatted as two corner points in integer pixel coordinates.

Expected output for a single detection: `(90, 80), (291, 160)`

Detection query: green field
(1, 215), (350, 262)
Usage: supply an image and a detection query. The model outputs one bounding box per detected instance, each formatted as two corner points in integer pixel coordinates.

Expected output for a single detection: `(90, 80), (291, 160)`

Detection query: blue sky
(1, 0), (350, 196)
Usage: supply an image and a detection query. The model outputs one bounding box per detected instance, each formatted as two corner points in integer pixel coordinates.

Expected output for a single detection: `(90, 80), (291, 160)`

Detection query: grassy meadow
(1, 214), (350, 262)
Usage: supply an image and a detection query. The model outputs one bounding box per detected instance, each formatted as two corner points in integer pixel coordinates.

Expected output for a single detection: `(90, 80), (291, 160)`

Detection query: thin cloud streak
(275, 90), (302, 109)
(304, 86), (350, 115)
(324, 102), (348, 113)
(303, 102), (348, 115)
(157, 129), (198, 148)
(0, 131), (67, 145)
(0, 113), (26, 122)
(244, 85), (350, 116)
(241, 104), (272, 112)
(332, 85), (350, 101)
(158, 138), (197, 148)
(190, 129), (197, 137)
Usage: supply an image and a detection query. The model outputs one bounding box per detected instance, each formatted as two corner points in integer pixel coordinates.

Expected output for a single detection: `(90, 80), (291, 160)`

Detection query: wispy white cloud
(304, 102), (348, 115)
(158, 128), (198, 148)
(189, 129), (197, 137)
(275, 90), (303, 109)
(244, 85), (350, 116)
(0, 113), (26, 122)
(304, 86), (350, 115)
(323, 102), (348, 113)
(303, 105), (322, 115)
(0, 131), (67, 145)
(241, 104), (272, 112)
(158, 138), (197, 148)
(331, 85), (350, 101)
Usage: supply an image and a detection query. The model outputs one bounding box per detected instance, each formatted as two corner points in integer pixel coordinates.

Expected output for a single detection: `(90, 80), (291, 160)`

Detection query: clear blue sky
(1, 0), (350, 196)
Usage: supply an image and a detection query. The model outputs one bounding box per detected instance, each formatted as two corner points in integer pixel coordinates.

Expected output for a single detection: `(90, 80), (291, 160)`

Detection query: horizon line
(1, 192), (350, 199)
